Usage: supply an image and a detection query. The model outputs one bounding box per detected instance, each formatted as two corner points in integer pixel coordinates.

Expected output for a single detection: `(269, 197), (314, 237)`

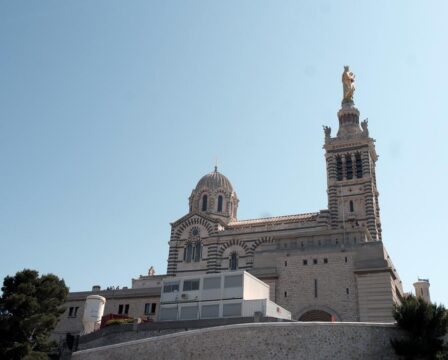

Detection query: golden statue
(342, 65), (355, 103)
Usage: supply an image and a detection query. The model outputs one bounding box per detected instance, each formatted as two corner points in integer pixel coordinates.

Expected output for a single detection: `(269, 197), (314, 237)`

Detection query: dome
(195, 166), (234, 193)
(189, 166), (239, 221)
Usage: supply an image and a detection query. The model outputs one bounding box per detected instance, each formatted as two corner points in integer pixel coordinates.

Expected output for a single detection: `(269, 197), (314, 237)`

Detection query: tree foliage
(391, 294), (448, 360)
(0, 269), (68, 360)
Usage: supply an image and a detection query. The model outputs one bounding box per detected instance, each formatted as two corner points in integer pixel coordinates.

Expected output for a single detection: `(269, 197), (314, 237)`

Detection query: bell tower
(323, 66), (382, 241)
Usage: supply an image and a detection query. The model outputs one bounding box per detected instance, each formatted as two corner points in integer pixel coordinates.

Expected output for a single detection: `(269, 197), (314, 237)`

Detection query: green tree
(391, 294), (448, 360)
(0, 269), (68, 360)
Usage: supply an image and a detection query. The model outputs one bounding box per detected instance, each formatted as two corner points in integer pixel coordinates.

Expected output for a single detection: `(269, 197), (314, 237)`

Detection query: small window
(284, 260), (287, 267)
(201, 195), (208, 211)
(346, 154), (353, 180)
(193, 242), (201, 262)
(163, 281), (180, 293)
(201, 304), (219, 318)
(144, 303), (157, 315)
(183, 279), (200, 291)
(229, 252), (238, 271)
(68, 307), (74, 317)
(217, 195), (223, 212)
(223, 303), (242, 317)
(303, 259), (308, 265)
(349, 200), (354, 213)
(224, 275), (242, 288)
(346, 288), (350, 295)
(313, 259), (318, 265)
(355, 153), (363, 178)
(314, 279), (318, 298)
(203, 277), (221, 290)
(345, 257), (348, 263)
(336, 156), (343, 181)
(124, 304), (129, 315)
(323, 258), (328, 264)
(159, 307), (178, 321)
(284, 291), (287, 298)
(118, 304), (123, 315)
(184, 243), (193, 263)
(74, 307), (79, 316)
(180, 306), (198, 320)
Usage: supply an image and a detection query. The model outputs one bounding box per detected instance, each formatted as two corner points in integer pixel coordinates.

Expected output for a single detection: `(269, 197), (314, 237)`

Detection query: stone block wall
(72, 322), (402, 360)
(276, 251), (358, 321)
(356, 271), (395, 322)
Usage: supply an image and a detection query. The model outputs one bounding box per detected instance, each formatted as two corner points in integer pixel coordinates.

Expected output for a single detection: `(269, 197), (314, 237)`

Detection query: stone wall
(275, 250), (358, 321)
(72, 322), (403, 360)
(77, 317), (269, 351)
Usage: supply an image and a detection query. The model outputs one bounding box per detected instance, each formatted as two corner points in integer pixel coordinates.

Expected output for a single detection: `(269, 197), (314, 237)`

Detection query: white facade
(82, 295), (106, 334)
(413, 279), (431, 303)
(158, 271), (290, 321)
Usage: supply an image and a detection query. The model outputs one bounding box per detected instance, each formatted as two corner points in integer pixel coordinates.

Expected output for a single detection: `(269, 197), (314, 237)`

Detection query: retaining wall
(72, 322), (403, 360)
(77, 316), (283, 350)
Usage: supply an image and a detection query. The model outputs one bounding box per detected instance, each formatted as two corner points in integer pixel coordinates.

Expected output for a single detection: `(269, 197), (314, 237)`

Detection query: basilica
(54, 68), (431, 344)
(164, 66), (401, 322)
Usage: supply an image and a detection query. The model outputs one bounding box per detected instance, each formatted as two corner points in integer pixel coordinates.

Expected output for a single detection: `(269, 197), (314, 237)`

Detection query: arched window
(201, 195), (208, 211)
(349, 200), (354, 213)
(355, 153), (363, 178)
(217, 195), (223, 212)
(193, 242), (202, 262)
(229, 252), (238, 271)
(184, 243), (193, 263)
(345, 154), (353, 180)
(336, 156), (343, 181)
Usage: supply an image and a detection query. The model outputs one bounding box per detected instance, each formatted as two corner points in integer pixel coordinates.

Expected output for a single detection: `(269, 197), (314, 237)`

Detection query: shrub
(105, 318), (134, 327)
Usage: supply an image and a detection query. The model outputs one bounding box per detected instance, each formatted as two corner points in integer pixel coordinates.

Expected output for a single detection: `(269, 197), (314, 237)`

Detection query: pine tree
(391, 295), (448, 360)
(0, 269), (68, 360)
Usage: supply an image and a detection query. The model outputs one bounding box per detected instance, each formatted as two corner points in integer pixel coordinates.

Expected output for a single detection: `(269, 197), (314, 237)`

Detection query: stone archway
(298, 310), (333, 322)
(296, 305), (340, 321)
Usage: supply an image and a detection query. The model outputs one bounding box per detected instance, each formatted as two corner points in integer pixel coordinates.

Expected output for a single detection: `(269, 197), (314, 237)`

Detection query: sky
(1, 1), (447, 305)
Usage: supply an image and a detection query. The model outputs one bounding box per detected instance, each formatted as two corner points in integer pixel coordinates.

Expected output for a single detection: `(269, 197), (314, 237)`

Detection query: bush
(391, 295), (448, 360)
(105, 319), (134, 327)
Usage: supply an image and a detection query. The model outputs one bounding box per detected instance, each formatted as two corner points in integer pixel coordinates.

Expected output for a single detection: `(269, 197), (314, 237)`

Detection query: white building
(158, 271), (291, 321)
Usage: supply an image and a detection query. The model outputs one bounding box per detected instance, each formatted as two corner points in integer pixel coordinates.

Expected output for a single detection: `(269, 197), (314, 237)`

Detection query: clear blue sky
(1, 1), (447, 305)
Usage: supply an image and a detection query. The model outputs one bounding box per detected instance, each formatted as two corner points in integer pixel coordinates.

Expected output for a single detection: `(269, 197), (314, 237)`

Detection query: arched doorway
(299, 309), (332, 321)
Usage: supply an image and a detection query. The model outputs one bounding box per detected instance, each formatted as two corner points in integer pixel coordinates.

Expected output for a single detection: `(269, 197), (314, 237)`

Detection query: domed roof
(195, 167), (234, 193)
